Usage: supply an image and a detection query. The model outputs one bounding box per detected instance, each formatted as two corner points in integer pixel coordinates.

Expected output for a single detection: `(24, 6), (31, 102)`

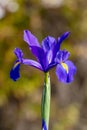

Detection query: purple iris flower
(10, 30), (76, 83)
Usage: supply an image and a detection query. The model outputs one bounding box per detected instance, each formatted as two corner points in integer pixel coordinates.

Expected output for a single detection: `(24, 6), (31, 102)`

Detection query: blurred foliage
(0, 0), (87, 130)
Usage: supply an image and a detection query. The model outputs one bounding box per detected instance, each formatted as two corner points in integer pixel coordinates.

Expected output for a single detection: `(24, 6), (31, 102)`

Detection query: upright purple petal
(24, 30), (40, 47)
(14, 48), (23, 63)
(23, 30), (45, 66)
(62, 49), (70, 62)
(46, 49), (53, 64)
(55, 49), (70, 63)
(52, 32), (70, 60)
(42, 36), (56, 52)
(52, 42), (60, 61)
(30, 46), (47, 71)
(58, 31), (70, 44)
(42, 36), (56, 65)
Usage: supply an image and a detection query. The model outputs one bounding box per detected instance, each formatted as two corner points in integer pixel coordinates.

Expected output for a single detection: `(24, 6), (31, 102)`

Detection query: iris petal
(53, 32), (70, 59)
(62, 50), (70, 62)
(56, 49), (70, 63)
(52, 36), (65, 62)
(23, 59), (43, 71)
(56, 60), (76, 83)
(58, 32), (70, 44)
(56, 64), (67, 83)
(10, 61), (20, 81)
(42, 119), (47, 130)
(24, 30), (40, 47)
(47, 50), (53, 64)
(42, 36), (56, 67)
(14, 48), (23, 63)
(65, 60), (76, 83)
(30, 46), (47, 71)
(42, 36), (55, 52)
(23, 30), (48, 70)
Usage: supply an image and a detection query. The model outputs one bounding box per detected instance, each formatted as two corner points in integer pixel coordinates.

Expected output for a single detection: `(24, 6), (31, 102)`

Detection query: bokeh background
(0, 0), (87, 130)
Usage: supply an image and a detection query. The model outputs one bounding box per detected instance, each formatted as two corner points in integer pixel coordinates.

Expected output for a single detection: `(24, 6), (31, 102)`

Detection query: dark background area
(0, 0), (87, 130)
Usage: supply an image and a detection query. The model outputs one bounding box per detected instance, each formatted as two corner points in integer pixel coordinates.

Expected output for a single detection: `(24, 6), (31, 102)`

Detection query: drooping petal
(65, 60), (76, 83)
(42, 36), (56, 52)
(24, 30), (40, 47)
(10, 61), (20, 81)
(56, 64), (67, 83)
(14, 48), (23, 63)
(42, 119), (47, 130)
(56, 60), (76, 83)
(58, 31), (70, 44)
(23, 59), (43, 71)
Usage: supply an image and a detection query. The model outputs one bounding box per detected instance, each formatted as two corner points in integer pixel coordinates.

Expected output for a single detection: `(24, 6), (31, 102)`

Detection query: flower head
(10, 30), (76, 83)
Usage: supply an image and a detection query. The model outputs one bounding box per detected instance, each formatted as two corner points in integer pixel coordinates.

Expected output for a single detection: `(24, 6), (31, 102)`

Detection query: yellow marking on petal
(14, 61), (20, 69)
(61, 62), (68, 73)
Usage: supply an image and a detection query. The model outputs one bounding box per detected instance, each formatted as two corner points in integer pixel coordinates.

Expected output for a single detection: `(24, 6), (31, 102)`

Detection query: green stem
(41, 72), (51, 130)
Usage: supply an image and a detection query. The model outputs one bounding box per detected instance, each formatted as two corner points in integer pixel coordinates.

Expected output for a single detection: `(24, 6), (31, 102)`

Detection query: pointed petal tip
(14, 48), (23, 54)
(58, 31), (70, 45)
(24, 29), (28, 32)
(24, 29), (28, 36)
(65, 31), (70, 37)
(62, 31), (70, 39)
(23, 29), (40, 47)
(65, 31), (70, 35)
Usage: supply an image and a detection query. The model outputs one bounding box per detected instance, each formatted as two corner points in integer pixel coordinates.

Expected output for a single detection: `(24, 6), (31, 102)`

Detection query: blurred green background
(0, 0), (87, 130)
